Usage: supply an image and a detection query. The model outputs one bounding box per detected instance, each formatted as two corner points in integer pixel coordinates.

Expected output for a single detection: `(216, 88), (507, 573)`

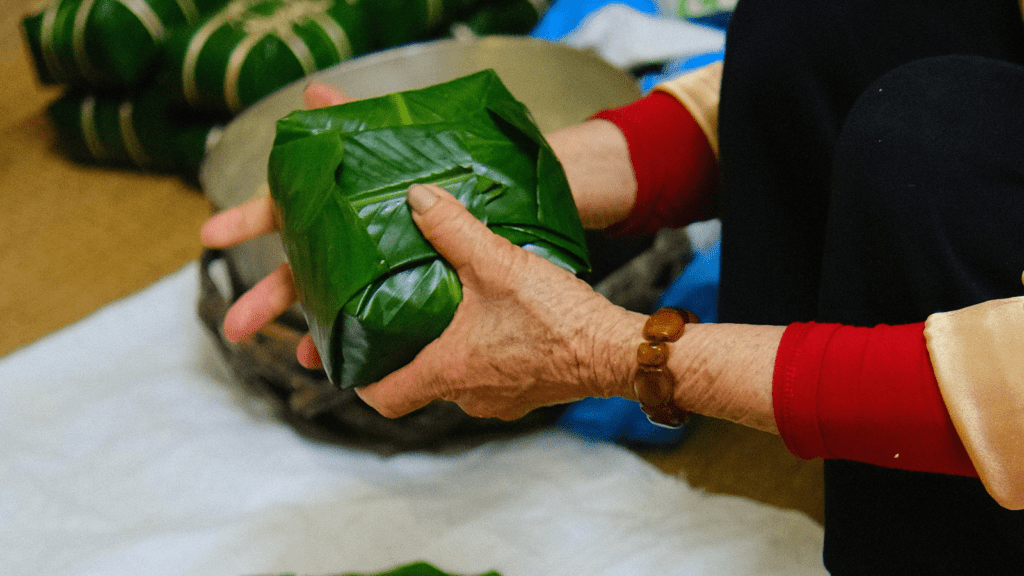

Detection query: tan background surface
(0, 0), (824, 525)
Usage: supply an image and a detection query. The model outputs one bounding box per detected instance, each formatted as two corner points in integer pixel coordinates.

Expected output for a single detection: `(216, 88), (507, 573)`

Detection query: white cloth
(0, 263), (826, 576)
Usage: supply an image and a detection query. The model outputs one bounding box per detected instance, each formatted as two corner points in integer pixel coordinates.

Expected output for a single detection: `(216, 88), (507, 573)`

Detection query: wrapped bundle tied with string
(165, 0), (373, 115)
(360, 0), (477, 49)
(268, 69), (590, 389)
(47, 86), (221, 174)
(22, 0), (551, 176)
(456, 0), (549, 36)
(21, 0), (230, 88)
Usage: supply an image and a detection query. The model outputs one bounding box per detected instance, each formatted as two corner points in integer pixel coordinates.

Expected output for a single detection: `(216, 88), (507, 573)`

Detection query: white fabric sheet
(0, 263), (826, 575)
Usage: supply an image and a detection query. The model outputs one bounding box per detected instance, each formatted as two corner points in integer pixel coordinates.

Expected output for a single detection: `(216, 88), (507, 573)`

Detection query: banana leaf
(268, 69), (590, 389)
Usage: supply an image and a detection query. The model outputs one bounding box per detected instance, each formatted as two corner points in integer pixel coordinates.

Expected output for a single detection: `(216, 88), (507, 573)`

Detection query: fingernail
(406, 184), (438, 214)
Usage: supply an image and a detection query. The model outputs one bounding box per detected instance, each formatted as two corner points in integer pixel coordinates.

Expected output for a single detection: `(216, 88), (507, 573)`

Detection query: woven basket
(197, 248), (565, 454)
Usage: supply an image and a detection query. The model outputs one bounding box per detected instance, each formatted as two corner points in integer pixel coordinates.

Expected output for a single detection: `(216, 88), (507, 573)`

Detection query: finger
(358, 357), (532, 421)
(296, 333), (323, 369)
(406, 184), (516, 272)
(303, 81), (353, 109)
(354, 357), (440, 419)
(201, 194), (276, 248)
(223, 263), (297, 342)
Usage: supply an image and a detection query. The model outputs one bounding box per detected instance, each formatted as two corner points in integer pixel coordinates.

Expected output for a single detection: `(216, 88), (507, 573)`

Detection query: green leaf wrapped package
(456, 0), (550, 37)
(47, 84), (220, 174)
(166, 0), (371, 114)
(360, 0), (477, 50)
(268, 70), (590, 389)
(21, 0), (229, 88)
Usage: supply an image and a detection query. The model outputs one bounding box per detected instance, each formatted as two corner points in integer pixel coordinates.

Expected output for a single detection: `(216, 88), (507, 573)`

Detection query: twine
(39, 0), (70, 82)
(175, 0), (201, 25)
(118, 0), (167, 45)
(79, 95), (112, 161)
(118, 100), (154, 167)
(71, 0), (102, 84)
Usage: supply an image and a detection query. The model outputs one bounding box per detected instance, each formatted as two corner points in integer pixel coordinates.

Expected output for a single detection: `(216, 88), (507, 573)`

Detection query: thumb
(406, 184), (515, 272)
(303, 81), (353, 109)
(354, 353), (444, 419)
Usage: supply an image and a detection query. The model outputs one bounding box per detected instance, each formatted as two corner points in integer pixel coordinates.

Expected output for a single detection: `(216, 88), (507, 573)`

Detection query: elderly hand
(200, 82), (783, 430)
(199, 81), (638, 420)
(199, 82), (353, 369)
(354, 183), (636, 420)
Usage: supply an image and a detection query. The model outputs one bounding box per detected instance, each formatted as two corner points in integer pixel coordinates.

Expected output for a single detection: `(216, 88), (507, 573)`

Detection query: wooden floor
(0, 1), (824, 525)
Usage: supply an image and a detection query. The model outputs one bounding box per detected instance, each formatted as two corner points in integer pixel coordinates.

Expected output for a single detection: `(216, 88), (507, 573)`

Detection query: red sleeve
(773, 321), (977, 477)
(591, 91), (718, 236)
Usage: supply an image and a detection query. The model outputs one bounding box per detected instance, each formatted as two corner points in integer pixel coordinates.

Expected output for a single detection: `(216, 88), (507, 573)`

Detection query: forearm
(546, 119), (637, 230)
(670, 322), (784, 433)
(547, 82), (720, 234)
(592, 305), (979, 476)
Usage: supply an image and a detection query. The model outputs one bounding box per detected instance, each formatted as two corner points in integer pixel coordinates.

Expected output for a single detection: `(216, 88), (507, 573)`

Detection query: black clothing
(717, 1), (1024, 573)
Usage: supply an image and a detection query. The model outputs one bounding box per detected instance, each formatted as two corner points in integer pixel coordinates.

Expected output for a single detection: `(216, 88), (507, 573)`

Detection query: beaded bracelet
(634, 307), (699, 429)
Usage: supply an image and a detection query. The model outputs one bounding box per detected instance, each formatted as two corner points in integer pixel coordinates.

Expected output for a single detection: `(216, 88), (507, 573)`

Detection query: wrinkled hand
(200, 82), (634, 420)
(355, 184), (628, 420)
(199, 82), (352, 369)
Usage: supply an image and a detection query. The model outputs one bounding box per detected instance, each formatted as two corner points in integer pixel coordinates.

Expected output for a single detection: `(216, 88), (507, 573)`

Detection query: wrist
(674, 323), (783, 433)
(576, 302), (646, 400)
(633, 307), (700, 428)
(576, 303), (699, 414)
(575, 303), (783, 434)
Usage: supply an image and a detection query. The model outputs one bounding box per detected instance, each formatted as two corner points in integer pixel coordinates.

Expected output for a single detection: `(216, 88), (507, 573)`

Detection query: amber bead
(633, 307), (698, 429)
(634, 366), (672, 406)
(640, 403), (691, 429)
(637, 341), (669, 367)
(643, 307), (693, 342)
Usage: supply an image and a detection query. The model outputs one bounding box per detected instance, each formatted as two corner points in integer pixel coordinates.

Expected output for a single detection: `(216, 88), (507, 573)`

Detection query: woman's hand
(200, 193), (327, 367)
(199, 82), (353, 369)
(202, 177), (638, 419)
(199, 81), (647, 418)
(354, 184), (637, 420)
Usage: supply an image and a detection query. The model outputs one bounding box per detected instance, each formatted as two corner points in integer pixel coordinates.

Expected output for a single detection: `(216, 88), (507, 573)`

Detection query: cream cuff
(653, 61), (722, 158)
(925, 296), (1024, 509)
